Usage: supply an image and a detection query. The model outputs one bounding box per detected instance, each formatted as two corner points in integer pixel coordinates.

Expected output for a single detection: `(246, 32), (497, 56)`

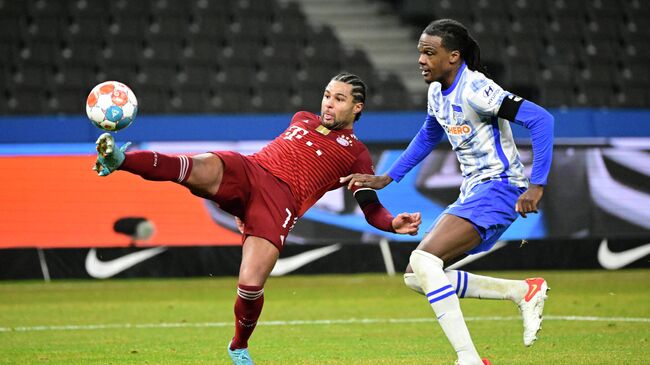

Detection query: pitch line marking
(1, 315), (649, 333)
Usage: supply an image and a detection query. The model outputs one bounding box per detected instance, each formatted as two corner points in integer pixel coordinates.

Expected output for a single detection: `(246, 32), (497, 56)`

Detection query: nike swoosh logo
(85, 247), (167, 279)
(270, 244), (342, 276)
(597, 239), (650, 270)
(524, 284), (539, 302)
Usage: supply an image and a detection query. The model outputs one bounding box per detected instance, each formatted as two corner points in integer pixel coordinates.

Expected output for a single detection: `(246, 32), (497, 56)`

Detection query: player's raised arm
(353, 188), (421, 235)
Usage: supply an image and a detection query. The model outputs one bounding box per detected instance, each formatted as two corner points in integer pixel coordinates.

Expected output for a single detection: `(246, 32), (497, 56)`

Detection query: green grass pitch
(1, 270), (648, 364)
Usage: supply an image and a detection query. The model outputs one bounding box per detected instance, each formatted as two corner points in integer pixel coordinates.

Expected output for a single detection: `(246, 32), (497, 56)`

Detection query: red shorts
(210, 151), (298, 250)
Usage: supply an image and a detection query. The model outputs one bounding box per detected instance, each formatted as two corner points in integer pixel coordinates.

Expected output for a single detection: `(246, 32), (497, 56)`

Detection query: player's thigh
(184, 153), (224, 196)
(239, 236), (280, 286)
(415, 213), (481, 264)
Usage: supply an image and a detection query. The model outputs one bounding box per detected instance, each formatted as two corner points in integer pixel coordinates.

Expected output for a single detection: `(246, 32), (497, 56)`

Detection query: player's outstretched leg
(93, 132), (131, 176)
(518, 277), (549, 346)
(93, 132), (196, 185)
(227, 340), (254, 365)
(404, 271), (549, 346)
(405, 270), (529, 300)
(445, 271), (549, 346)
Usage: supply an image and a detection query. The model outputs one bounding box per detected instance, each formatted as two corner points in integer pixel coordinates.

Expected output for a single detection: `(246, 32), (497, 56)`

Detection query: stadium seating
(388, 0), (649, 108)
(0, 0), (395, 114)
(0, 0), (647, 114)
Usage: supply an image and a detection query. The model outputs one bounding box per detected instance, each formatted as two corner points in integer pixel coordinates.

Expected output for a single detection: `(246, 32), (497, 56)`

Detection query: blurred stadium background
(1, 0), (649, 270)
(1, 1), (649, 364)
(1, 0), (649, 274)
(1, 0), (648, 114)
(0, 0), (648, 273)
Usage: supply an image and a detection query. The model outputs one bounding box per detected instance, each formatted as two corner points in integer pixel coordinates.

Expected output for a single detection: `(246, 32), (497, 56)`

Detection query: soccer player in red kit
(93, 72), (422, 365)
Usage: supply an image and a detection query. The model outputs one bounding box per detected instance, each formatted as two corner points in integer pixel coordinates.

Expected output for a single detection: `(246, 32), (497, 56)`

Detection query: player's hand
(516, 184), (544, 218)
(234, 216), (245, 234)
(339, 173), (393, 190)
(392, 212), (421, 235)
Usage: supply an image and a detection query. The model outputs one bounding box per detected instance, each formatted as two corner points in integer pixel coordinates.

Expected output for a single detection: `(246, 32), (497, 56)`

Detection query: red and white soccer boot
(518, 277), (549, 346)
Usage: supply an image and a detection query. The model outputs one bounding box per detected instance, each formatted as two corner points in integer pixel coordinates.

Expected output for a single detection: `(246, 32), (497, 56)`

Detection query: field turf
(1, 270), (648, 364)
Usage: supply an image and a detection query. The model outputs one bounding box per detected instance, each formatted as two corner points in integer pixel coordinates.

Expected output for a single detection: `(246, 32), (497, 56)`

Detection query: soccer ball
(86, 81), (138, 131)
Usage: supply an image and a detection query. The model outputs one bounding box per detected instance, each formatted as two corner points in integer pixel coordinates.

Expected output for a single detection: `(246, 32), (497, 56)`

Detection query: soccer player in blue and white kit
(342, 19), (554, 365)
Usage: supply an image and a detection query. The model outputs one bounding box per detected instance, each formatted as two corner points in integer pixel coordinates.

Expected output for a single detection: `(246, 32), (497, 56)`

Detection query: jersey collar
(441, 61), (466, 96)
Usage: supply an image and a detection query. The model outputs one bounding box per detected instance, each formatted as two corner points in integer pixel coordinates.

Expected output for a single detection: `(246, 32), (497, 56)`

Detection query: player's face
(417, 34), (460, 85)
(320, 81), (363, 130)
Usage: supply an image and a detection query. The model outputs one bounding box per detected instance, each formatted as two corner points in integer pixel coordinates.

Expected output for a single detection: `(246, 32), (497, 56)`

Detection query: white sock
(410, 250), (482, 365)
(446, 270), (528, 302)
(404, 271), (527, 302)
(403, 272), (424, 294)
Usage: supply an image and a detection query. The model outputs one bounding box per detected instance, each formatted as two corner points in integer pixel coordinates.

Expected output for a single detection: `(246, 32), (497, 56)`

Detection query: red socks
(230, 284), (264, 350)
(120, 151), (192, 183)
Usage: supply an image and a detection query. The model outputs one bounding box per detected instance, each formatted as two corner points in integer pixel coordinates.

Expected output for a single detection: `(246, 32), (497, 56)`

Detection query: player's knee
(409, 249), (444, 275)
(186, 153), (223, 196)
(403, 273), (424, 294)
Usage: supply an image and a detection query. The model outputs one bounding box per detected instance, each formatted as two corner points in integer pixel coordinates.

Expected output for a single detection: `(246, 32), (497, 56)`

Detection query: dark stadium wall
(1, 238), (648, 280)
(1, 109), (649, 143)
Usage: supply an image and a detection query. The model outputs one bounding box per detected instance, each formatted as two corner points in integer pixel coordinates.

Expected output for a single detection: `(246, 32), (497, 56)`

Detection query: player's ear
(449, 49), (461, 65)
(353, 102), (364, 115)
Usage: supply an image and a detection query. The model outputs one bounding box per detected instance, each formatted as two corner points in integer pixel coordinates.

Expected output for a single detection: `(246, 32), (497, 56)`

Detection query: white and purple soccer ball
(86, 81), (138, 131)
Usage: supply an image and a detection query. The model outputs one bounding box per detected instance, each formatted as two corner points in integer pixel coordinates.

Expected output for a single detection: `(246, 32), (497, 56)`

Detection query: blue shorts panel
(438, 181), (526, 254)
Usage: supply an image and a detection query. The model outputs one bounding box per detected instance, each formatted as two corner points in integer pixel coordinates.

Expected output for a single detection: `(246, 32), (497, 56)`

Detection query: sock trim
(177, 155), (190, 182)
(237, 287), (264, 301)
(426, 284), (453, 297)
(461, 271), (469, 298)
(427, 286), (456, 304)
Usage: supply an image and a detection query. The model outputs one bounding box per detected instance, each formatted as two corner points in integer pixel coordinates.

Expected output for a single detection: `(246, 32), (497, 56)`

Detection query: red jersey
(251, 111), (374, 216)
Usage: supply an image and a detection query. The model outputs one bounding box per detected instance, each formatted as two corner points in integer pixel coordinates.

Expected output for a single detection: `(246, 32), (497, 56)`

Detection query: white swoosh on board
(271, 244), (342, 276)
(85, 247), (167, 279)
(597, 239), (650, 270)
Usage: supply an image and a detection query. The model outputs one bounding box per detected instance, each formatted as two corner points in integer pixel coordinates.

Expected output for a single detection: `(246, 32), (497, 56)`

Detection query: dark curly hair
(423, 19), (487, 74)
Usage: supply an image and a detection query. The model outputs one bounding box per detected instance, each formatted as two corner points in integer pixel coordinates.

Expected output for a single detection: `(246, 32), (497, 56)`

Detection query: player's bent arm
(498, 97), (555, 186)
(386, 114), (445, 183)
(355, 189), (394, 232)
(354, 189), (421, 235)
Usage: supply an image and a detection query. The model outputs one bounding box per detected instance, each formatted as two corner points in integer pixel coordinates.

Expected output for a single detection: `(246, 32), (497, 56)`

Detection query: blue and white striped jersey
(426, 63), (527, 195)
(387, 62), (542, 200)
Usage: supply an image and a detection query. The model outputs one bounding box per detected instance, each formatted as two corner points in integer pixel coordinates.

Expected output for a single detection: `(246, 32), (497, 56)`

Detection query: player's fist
(392, 212), (421, 235)
(515, 184), (544, 218)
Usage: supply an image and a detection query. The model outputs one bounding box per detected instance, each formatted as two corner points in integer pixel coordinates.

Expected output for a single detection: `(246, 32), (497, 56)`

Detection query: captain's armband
(497, 94), (525, 121)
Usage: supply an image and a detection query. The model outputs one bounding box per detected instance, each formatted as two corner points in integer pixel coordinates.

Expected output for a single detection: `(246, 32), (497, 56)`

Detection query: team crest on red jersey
(336, 135), (353, 147)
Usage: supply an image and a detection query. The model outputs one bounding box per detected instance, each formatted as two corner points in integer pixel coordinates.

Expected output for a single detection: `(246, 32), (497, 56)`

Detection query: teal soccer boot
(93, 133), (131, 176)
(227, 341), (254, 365)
